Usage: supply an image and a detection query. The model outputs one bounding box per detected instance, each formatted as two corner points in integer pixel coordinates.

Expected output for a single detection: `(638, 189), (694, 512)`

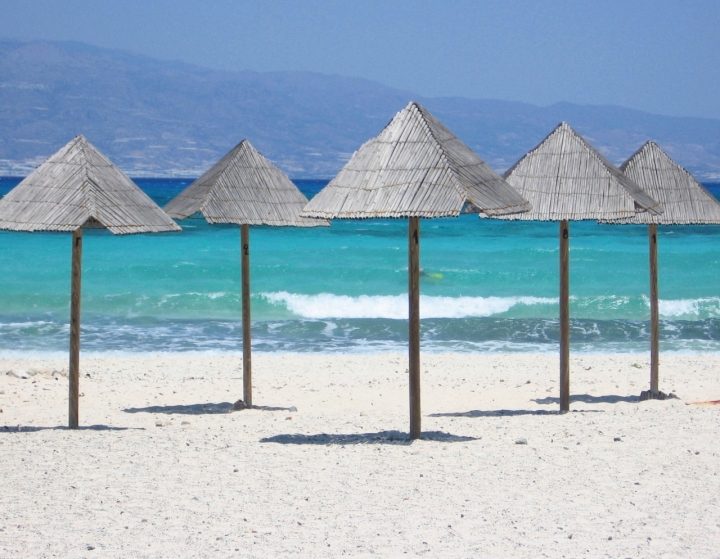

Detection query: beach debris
(155, 421), (166, 427)
(181, 421), (191, 426)
(631, 362), (643, 369)
(515, 438), (528, 445)
(87, 545), (95, 551)
(288, 406), (298, 412)
(639, 390), (678, 401)
(233, 399), (247, 411)
(6, 370), (29, 379)
(285, 416), (292, 420)
(614, 437), (622, 442)
(687, 399), (720, 406)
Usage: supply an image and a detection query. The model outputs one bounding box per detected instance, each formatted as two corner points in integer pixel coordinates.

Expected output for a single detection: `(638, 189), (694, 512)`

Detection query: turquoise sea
(2, 177), (720, 357)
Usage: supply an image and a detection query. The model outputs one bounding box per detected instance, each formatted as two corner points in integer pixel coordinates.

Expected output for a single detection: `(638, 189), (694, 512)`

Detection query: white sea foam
(261, 292), (556, 319)
(658, 297), (720, 317)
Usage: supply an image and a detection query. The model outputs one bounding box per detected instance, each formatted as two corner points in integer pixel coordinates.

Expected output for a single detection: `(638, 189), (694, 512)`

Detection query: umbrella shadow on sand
(123, 403), (296, 415)
(430, 407), (605, 418)
(532, 394), (638, 405)
(1, 424), (140, 433)
(260, 430), (478, 445)
(431, 409), (561, 418)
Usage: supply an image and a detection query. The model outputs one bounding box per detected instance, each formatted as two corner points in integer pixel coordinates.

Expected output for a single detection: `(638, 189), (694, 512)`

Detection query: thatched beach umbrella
(301, 101), (530, 439)
(0, 135), (181, 428)
(612, 141), (720, 398)
(164, 139), (328, 407)
(494, 123), (662, 412)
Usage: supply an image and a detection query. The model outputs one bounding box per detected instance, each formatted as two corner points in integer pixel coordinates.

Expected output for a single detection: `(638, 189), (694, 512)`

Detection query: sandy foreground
(0, 352), (719, 558)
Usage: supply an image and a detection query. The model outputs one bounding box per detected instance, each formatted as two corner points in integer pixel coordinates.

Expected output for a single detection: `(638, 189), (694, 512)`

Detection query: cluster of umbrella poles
(2, 102), (720, 438)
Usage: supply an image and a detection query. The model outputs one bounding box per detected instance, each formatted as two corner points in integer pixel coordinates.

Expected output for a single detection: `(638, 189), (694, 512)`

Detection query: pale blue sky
(1, 0), (719, 119)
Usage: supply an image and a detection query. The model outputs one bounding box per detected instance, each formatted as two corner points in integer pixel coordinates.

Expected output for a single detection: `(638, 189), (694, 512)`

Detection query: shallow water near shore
(2, 177), (720, 356)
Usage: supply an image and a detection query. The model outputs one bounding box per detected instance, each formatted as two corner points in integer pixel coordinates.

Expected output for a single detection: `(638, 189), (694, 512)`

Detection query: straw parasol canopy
(498, 122), (662, 222)
(302, 101), (530, 438)
(618, 141), (720, 225)
(612, 141), (720, 399)
(165, 139), (328, 408)
(494, 122), (663, 412)
(0, 135), (180, 428)
(303, 102), (530, 219)
(165, 139), (326, 227)
(0, 135), (181, 234)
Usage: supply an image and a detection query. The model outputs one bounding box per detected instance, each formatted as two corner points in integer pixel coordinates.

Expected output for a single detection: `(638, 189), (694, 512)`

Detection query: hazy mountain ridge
(1, 39), (719, 180)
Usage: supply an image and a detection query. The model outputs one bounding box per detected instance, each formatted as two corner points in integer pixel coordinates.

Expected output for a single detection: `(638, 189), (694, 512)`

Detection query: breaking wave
(261, 292), (556, 319)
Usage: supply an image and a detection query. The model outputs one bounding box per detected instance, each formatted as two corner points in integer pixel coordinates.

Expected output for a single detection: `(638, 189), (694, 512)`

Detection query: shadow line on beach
(123, 402), (296, 415)
(1, 424), (141, 433)
(124, 402), (235, 415)
(532, 394), (638, 405)
(260, 430), (478, 445)
(432, 409), (557, 418)
(431, 408), (604, 418)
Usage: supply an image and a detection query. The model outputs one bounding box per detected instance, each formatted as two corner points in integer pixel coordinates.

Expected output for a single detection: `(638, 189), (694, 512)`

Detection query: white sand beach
(1, 352), (720, 557)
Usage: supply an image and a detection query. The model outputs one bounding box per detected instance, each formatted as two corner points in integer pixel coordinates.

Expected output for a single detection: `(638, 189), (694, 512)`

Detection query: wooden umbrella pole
(559, 220), (570, 413)
(241, 224), (252, 407)
(408, 217), (421, 439)
(649, 224), (659, 393)
(68, 229), (83, 429)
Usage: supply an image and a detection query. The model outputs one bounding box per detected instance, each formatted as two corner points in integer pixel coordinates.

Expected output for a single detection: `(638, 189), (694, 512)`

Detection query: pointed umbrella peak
(0, 136), (180, 235)
(497, 121), (662, 222)
(164, 139), (328, 227)
(301, 102), (529, 220)
(612, 140), (720, 225)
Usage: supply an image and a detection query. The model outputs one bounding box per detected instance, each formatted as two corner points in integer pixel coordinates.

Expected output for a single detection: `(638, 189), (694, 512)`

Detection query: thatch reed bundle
(302, 101), (530, 439)
(302, 101), (530, 220)
(164, 139), (327, 408)
(0, 135), (180, 234)
(498, 122), (662, 221)
(0, 135), (180, 429)
(608, 141), (720, 399)
(615, 141), (720, 225)
(165, 139), (327, 227)
(494, 123), (663, 413)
